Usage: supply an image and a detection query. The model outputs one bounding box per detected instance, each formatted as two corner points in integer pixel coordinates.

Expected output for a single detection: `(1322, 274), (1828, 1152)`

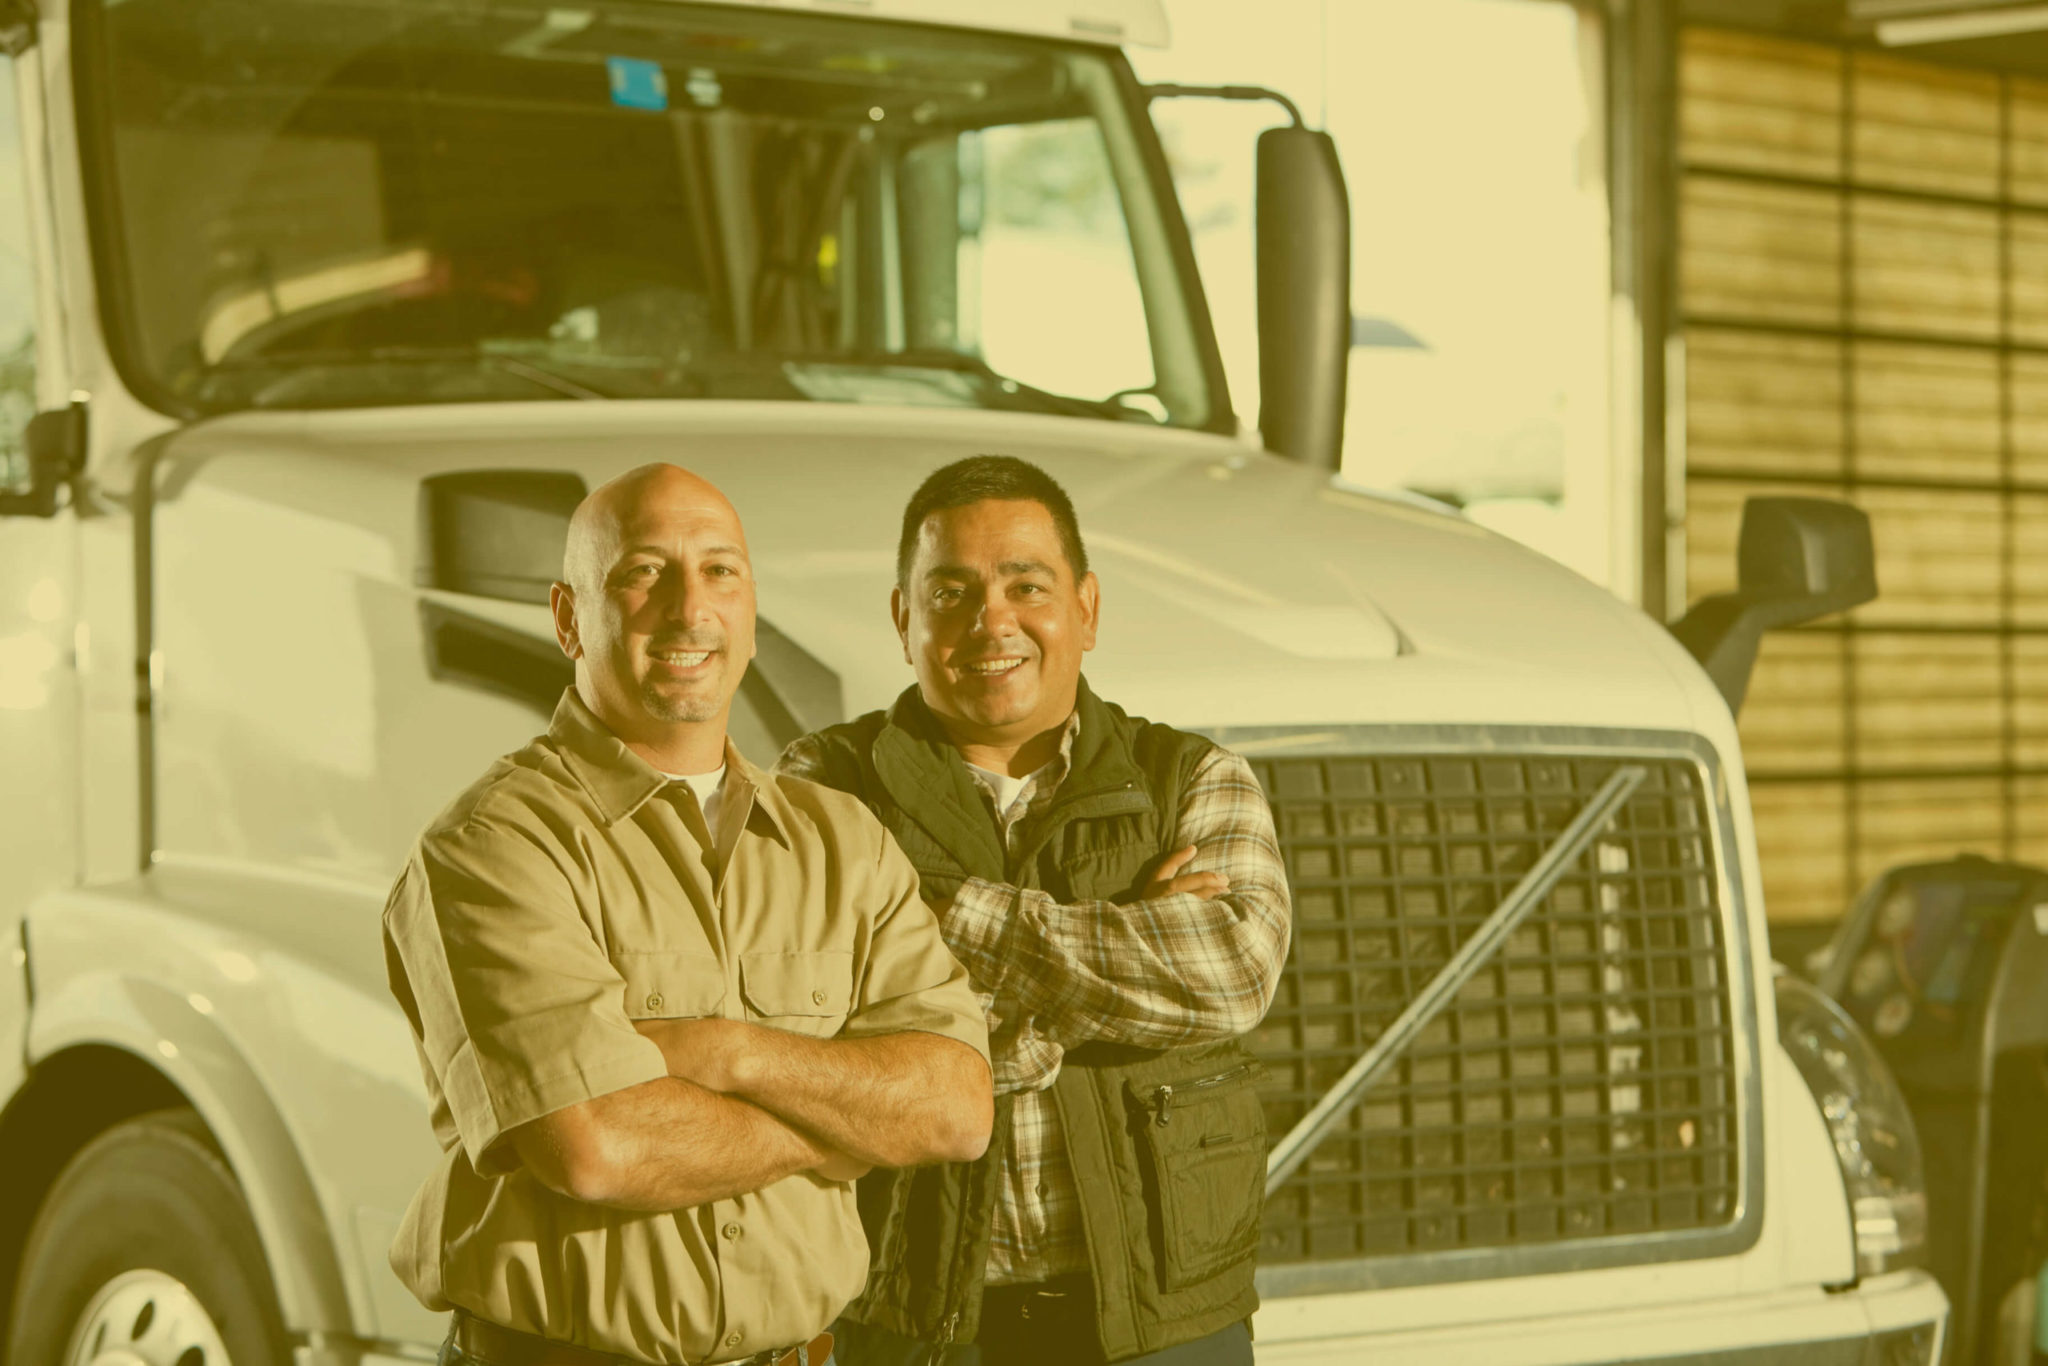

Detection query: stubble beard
(639, 672), (724, 724)
(636, 629), (729, 724)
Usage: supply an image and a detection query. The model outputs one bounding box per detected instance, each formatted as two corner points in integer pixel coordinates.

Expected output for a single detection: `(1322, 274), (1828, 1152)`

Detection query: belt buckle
(742, 1331), (829, 1366)
(1017, 1284), (1075, 1324)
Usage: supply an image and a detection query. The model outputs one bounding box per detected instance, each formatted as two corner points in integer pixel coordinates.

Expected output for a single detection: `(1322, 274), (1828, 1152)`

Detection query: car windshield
(81, 0), (1219, 426)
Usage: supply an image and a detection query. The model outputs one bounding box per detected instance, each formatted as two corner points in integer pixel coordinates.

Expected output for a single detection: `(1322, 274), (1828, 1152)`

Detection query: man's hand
(1140, 844), (1230, 901)
(634, 1017), (753, 1094)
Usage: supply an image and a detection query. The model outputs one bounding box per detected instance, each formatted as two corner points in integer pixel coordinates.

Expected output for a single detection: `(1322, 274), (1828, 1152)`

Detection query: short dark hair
(896, 455), (1090, 589)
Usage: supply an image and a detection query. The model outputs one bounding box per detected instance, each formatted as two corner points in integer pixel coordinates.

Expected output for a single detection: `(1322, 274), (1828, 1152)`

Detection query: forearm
(643, 1021), (991, 1168)
(958, 883), (1289, 1048)
(516, 1076), (833, 1212)
(941, 748), (1292, 1049)
(743, 1029), (990, 1167)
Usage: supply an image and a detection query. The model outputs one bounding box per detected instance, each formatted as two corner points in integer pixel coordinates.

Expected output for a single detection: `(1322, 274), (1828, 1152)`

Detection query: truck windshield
(79, 0), (1219, 426)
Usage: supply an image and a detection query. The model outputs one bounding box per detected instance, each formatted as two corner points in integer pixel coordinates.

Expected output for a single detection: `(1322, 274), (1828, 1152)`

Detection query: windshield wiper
(203, 344), (622, 402)
(487, 354), (608, 401)
(829, 349), (1160, 423)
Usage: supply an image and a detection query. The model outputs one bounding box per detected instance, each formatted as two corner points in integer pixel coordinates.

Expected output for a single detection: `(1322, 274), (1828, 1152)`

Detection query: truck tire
(5, 1107), (291, 1366)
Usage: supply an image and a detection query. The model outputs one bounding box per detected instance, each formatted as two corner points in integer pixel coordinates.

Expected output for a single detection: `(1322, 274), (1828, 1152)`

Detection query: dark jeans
(831, 1317), (1254, 1366)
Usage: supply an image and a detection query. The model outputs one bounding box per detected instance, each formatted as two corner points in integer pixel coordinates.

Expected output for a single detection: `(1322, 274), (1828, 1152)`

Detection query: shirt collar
(960, 709), (1081, 805)
(1041, 709), (1082, 792)
(546, 689), (788, 842)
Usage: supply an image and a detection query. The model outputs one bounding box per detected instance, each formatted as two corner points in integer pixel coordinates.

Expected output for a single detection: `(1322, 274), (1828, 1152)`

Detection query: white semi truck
(0, 1), (1950, 1363)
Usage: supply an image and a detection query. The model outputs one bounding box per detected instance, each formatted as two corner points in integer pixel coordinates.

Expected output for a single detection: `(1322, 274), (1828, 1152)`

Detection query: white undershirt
(659, 766), (728, 843)
(966, 762), (1037, 819)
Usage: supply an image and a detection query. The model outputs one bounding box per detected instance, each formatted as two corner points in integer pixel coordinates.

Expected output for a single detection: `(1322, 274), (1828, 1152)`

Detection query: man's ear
(550, 581), (582, 660)
(1077, 571), (1100, 652)
(891, 586), (912, 666)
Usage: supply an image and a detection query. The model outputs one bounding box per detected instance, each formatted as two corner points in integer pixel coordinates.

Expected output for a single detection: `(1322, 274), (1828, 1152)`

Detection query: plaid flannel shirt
(778, 713), (1291, 1284)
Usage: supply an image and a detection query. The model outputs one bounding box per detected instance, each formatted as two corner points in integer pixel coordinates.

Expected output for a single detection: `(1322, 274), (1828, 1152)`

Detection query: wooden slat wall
(1680, 30), (2048, 923)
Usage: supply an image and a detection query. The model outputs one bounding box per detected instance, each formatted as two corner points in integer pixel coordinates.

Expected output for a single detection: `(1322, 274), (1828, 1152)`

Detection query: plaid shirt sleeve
(944, 746), (1292, 1050)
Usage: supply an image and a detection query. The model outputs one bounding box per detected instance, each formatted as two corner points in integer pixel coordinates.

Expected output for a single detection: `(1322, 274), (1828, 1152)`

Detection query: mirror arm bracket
(1142, 82), (1306, 128)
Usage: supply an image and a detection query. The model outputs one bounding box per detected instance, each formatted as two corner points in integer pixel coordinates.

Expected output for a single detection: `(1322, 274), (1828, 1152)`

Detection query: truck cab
(0, 1), (1950, 1363)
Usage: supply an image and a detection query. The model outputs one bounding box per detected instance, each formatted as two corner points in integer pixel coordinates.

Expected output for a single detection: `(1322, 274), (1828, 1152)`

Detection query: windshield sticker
(606, 57), (669, 112)
(685, 67), (723, 108)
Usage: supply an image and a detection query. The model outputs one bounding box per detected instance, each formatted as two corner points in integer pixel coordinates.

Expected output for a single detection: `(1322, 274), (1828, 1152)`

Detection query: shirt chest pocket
(739, 950), (853, 1037)
(614, 950), (727, 1020)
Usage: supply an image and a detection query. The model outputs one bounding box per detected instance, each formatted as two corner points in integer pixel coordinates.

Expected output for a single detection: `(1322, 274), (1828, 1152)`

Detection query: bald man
(383, 464), (994, 1366)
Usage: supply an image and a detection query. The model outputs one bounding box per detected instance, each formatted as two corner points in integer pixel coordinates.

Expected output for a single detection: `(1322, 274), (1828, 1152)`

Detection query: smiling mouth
(650, 648), (713, 668)
(961, 657), (1026, 678)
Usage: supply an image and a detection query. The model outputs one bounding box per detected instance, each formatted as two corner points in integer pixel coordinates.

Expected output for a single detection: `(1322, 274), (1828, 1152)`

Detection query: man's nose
(973, 591), (1017, 638)
(656, 570), (714, 625)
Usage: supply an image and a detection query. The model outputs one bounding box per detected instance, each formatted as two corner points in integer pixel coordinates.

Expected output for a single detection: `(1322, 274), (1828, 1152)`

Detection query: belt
(451, 1311), (833, 1366)
(978, 1275), (1094, 1334)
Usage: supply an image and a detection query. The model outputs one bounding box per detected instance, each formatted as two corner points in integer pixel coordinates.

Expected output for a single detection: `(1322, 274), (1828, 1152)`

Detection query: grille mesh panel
(1246, 752), (1740, 1264)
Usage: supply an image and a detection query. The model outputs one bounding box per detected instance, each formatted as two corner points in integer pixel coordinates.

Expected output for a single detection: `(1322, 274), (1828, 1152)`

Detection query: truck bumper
(1253, 1270), (1948, 1366)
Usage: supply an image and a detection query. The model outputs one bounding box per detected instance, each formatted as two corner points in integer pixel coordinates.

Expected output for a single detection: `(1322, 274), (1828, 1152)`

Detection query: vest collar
(872, 688), (1009, 878)
(871, 678), (1154, 876)
(1057, 679), (1151, 806)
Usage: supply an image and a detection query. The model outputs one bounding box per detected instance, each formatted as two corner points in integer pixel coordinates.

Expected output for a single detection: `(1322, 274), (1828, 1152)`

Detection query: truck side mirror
(1255, 124), (1350, 468)
(0, 405), (88, 519)
(417, 469), (588, 604)
(1670, 496), (1876, 716)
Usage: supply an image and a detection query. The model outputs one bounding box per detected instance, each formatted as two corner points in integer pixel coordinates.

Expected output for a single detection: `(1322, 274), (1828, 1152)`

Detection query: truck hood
(167, 400), (1713, 735)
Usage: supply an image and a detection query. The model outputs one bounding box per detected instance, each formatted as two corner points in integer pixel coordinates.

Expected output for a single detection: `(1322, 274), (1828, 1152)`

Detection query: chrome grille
(1246, 752), (1739, 1264)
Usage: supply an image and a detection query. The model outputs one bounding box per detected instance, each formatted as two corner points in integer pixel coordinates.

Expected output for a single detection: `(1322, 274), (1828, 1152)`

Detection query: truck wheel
(6, 1107), (290, 1366)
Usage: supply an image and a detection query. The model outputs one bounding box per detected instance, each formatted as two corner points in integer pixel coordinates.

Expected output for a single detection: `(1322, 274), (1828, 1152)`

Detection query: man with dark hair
(778, 454), (1292, 1366)
(890, 454), (1093, 594)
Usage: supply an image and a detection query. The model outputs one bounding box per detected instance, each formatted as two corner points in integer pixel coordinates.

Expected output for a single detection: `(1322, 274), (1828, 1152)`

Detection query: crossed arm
(636, 1018), (991, 1169)
(512, 1072), (868, 1212)
(513, 1025), (990, 1211)
(508, 831), (991, 1210)
(940, 747), (1292, 1057)
(397, 796), (991, 1216)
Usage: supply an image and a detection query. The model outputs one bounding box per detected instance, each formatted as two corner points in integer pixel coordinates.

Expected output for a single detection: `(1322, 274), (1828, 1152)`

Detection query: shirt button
(726, 1333), (744, 1349)
(722, 1221), (742, 1240)
(811, 989), (828, 1006)
(645, 993), (663, 1012)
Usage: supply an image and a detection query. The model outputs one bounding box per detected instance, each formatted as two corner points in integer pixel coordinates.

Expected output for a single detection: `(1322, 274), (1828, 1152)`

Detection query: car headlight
(1776, 971), (1928, 1276)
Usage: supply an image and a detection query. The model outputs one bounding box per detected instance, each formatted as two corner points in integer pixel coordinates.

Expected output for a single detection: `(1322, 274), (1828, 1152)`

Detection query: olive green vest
(799, 681), (1265, 1363)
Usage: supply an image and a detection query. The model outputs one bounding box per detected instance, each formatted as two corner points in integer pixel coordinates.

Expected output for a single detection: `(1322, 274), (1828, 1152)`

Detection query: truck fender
(25, 968), (356, 1336)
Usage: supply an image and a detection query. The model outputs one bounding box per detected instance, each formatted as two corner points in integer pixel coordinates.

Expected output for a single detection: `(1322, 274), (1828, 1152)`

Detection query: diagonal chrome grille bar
(1263, 763), (1650, 1197)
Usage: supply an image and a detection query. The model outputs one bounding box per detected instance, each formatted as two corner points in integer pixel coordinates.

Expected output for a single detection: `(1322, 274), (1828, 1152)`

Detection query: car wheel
(6, 1107), (290, 1366)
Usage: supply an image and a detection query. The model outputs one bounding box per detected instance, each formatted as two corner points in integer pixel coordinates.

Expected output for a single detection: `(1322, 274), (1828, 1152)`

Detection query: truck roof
(676, 0), (1169, 48)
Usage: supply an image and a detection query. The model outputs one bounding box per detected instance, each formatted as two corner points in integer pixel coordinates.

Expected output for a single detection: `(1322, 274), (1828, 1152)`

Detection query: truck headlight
(1775, 972), (1928, 1276)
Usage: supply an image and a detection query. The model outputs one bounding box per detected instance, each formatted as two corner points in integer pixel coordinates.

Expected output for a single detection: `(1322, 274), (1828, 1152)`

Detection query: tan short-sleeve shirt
(384, 691), (989, 1364)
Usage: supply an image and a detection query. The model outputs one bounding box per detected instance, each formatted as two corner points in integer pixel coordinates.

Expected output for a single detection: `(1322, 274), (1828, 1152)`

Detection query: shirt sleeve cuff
(454, 1036), (670, 1177)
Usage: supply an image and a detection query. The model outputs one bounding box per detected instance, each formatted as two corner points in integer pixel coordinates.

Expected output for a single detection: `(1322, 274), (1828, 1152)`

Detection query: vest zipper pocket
(1124, 1056), (1268, 1291)
(1145, 1063), (1258, 1128)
